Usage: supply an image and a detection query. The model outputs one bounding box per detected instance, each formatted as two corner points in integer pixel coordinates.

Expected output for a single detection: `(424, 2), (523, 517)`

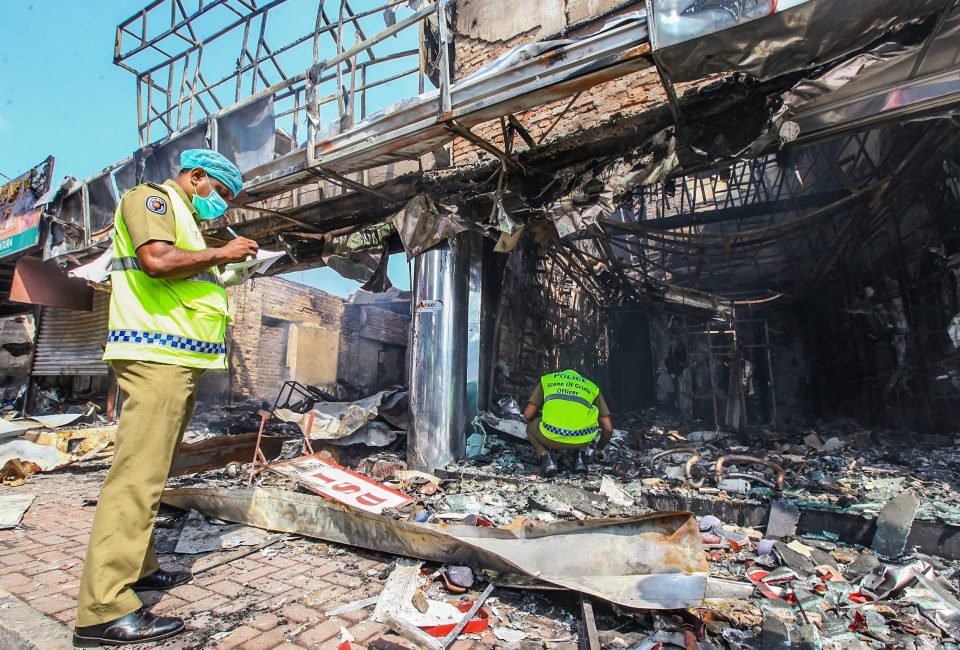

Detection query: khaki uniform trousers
(76, 360), (203, 627)
(526, 417), (592, 458)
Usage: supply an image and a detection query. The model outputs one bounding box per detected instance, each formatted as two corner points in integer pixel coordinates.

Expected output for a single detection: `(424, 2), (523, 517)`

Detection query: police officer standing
(73, 150), (258, 647)
(522, 369), (614, 477)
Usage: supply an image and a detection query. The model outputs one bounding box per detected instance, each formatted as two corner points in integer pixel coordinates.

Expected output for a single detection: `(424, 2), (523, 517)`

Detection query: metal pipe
(649, 446), (698, 467)
(409, 235), (470, 471)
(437, 0), (452, 117)
(714, 454), (785, 489)
(724, 472), (778, 489)
(683, 450), (704, 488)
(764, 320), (778, 425)
(647, 447), (707, 487)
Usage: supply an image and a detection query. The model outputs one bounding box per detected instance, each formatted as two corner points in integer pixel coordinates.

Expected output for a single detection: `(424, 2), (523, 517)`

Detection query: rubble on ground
(162, 397), (960, 648)
(7, 390), (960, 648)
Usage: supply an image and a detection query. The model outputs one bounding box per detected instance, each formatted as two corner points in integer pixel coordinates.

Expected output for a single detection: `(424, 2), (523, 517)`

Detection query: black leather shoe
(574, 451), (588, 474)
(540, 452), (558, 478)
(73, 607), (184, 647)
(131, 569), (192, 592)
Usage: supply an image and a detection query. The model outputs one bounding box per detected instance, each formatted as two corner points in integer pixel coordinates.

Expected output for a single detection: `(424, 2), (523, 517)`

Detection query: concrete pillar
(408, 235), (470, 472)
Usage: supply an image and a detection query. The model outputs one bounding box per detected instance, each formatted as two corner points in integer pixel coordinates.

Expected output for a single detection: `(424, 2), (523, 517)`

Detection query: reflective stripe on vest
(103, 181), (230, 370)
(539, 370), (601, 446)
(543, 393), (595, 409)
(111, 256), (224, 287)
(107, 329), (226, 355)
(541, 423), (600, 439)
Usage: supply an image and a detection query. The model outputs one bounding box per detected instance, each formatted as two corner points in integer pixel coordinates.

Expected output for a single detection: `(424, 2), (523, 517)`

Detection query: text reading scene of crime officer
(522, 369), (615, 477)
(72, 150), (259, 647)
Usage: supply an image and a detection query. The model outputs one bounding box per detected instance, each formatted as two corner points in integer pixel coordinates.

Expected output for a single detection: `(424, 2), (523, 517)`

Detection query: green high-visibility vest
(539, 370), (601, 445)
(102, 181), (230, 370)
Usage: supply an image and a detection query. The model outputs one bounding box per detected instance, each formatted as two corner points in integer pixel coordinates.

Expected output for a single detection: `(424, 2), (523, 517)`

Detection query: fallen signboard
(266, 454), (414, 515)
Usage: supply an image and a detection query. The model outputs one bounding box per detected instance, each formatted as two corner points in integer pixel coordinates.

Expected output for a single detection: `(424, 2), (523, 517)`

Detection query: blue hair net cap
(180, 149), (244, 198)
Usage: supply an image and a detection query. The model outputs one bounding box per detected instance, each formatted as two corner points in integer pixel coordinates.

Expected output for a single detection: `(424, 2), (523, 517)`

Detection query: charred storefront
(387, 0), (960, 453)
(485, 121), (960, 433)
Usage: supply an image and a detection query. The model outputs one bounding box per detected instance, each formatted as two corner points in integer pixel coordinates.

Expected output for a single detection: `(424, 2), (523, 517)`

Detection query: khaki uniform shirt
(121, 180), (200, 250)
(528, 382), (611, 417)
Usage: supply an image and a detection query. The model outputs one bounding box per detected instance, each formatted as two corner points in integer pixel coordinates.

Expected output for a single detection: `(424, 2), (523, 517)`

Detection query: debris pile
(477, 405), (960, 530)
(186, 400), (297, 439)
(274, 387), (409, 448)
(691, 510), (960, 649)
(0, 410), (115, 485)
(7, 385), (960, 648)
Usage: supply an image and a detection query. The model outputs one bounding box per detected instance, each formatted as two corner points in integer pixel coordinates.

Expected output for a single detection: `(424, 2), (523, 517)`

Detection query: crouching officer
(522, 369), (614, 477)
(73, 150), (258, 647)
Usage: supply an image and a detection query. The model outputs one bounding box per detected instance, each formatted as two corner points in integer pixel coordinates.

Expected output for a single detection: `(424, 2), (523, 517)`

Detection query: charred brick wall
(226, 276), (345, 402)
(451, 0), (666, 165)
(338, 303), (410, 393)
(226, 278), (410, 403)
(452, 0), (645, 405)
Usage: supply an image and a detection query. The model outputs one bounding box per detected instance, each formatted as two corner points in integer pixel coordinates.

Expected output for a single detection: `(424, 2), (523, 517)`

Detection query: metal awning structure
(244, 13), (652, 202)
(49, 2), (654, 263)
(40, 0), (960, 293)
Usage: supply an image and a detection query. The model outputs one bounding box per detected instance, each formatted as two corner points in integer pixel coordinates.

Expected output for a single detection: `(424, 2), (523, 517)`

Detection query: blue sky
(0, 0), (411, 296)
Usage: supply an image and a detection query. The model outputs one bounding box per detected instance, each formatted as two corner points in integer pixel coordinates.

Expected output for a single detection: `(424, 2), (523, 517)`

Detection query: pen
(225, 225), (255, 263)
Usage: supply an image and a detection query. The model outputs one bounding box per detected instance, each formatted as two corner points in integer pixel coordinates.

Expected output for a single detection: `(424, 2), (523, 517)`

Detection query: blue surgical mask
(192, 180), (229, 220)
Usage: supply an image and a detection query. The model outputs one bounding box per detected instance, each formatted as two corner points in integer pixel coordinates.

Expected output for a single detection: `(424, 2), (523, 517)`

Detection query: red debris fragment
(747, 569), (769, 583)
(849, 610), (868, 633)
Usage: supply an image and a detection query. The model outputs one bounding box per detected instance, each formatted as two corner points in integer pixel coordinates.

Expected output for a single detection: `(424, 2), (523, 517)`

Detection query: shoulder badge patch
(146, 196), (167, 215)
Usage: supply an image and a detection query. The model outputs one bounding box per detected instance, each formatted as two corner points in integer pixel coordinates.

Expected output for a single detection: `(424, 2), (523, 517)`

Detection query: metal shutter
(32, 290), (109, 376)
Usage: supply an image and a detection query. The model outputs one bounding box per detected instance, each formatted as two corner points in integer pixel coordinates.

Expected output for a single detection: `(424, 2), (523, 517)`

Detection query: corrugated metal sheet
(32, 291), (109, 376)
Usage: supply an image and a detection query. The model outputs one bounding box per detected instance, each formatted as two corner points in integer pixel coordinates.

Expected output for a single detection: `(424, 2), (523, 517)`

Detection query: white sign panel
(267, 455), (413, 514)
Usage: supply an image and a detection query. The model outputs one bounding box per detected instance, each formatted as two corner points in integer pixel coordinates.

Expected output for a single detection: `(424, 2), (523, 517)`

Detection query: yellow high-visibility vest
(102, 181), (230, 370)
(539, 370), (600, 445)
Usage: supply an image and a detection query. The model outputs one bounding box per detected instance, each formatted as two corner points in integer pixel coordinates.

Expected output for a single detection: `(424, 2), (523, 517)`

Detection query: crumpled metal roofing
(162, 486), (709, 610)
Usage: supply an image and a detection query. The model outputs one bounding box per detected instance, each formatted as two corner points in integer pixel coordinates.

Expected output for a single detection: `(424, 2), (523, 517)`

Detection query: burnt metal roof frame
(119, 0), (430, 144)
(57, 8), (657, 269)
(797, 123), (960, 296)
(75, 1), (960, 292)
(563, 122), (954, 304)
